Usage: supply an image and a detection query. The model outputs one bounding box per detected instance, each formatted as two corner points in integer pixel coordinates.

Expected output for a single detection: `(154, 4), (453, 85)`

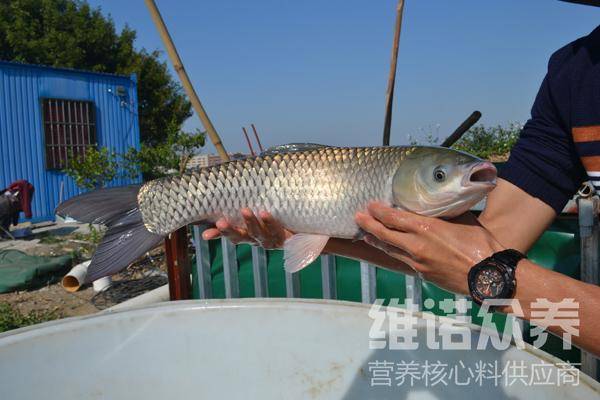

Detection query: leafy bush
(0, 303), (61, 333)
(63, 128), (206, 189)
(453, 123), (522, 160)
(63, 147), (119, 190)
(408, 123), (522, 160)
(123, 128), (206, 180)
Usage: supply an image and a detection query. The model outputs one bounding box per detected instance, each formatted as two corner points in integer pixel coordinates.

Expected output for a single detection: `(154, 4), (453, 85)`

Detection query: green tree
(132, 50), (193, 146)
(124, 128), (206, 180)
(63, 147), (119, 190)
(0, 0), (191, 145)
(453, 123), (521, 160)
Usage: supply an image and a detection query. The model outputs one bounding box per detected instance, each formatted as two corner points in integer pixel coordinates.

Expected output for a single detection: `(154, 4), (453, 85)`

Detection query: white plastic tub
(0, 299), (597, 399)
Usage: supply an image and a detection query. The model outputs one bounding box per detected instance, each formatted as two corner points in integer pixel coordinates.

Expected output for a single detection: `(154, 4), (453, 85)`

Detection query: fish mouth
(463, 161), (497, 188)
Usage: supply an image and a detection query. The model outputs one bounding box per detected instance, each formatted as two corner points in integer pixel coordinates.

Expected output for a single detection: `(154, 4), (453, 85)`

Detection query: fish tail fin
(56, 186), (164, 283)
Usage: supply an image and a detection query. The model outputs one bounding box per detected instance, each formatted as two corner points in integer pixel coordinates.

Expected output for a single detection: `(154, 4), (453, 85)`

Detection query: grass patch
(0, 303), (61, 333)
(72, 224), (103, 245)
(37, 232), (65, 245)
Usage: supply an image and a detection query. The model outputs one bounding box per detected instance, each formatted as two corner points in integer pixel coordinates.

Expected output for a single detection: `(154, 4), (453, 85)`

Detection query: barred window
(42, 98), (97, 170)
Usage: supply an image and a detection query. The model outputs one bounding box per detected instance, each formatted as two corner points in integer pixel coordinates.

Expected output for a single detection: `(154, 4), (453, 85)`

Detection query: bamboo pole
(144, 0), (229, 301)
(382, 0), (405, 146)
(144, 0), (230, 162)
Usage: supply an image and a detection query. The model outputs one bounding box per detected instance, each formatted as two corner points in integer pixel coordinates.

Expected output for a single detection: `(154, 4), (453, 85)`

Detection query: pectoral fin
(283, 233), (330, 273)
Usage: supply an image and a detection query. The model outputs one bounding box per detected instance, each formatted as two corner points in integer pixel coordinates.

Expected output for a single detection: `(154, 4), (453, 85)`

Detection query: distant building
(0, 61), (141, 221)
(187, 153), (248, 169)
(187, 154), (224, 169)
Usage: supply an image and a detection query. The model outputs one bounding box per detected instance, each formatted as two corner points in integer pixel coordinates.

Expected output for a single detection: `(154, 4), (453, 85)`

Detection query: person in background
(203, 2), (600, 357)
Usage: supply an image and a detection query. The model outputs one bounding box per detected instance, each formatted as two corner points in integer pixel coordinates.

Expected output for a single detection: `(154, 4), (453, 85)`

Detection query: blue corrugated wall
(0, 61), (141, 222)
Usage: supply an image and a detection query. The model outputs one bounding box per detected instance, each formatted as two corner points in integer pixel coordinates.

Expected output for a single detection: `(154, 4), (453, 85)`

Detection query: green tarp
(0, 250), (72, 293)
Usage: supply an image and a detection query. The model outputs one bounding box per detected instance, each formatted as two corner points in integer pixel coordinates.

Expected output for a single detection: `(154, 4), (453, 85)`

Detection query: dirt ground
(0, 284), (98, 318)
(0, 221), (167, 320)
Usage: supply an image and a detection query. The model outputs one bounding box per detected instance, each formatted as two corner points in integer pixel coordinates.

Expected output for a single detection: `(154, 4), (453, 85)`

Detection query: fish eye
(433, 167), (446, 183)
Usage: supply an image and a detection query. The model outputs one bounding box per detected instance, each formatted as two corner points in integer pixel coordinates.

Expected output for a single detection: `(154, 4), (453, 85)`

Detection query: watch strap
(491, 249), (525, 271)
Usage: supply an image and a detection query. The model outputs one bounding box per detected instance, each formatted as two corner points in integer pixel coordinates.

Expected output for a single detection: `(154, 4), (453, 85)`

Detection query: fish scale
(137, 146), (412, 237)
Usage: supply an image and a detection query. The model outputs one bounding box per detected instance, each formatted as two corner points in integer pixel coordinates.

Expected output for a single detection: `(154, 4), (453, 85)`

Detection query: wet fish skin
(139, 146), (406, 238)
(138, 146), (494, 239)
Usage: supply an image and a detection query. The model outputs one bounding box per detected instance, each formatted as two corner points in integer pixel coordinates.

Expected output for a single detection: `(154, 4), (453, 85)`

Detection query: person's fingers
(259, 211), (280, 231)
(215, 218), (232, 232)
(202, 228), (221, 240)
(366, 202), (428, 233)
(355, 211), (414, 250)
(241, 208), (263, 239)
(216, 218), (251, 244)
(251, 211), (286, 248)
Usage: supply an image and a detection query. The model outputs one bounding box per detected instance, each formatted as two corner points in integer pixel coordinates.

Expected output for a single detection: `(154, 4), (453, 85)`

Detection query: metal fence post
(221, 237), (240, 298)
(405, 275), (422, 311)
(251, 246), (269, 297)
(285, 271), (301, 298)
(321, 255), (337, 299)
(578, 194), (599, 380)
(360, 262), (377, 304)
(192, 226), (212, 299)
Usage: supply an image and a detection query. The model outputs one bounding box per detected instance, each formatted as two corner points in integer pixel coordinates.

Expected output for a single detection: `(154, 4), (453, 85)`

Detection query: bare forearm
(501, 260), (600, 356)
(323, 238), (416, 276)
(479, 179), (556, 252)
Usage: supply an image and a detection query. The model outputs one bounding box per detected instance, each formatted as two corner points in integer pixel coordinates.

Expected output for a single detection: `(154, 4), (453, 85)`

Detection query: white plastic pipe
(61, 261), (91, 292)
(105, 284), (170, 312)
(92, 276), (112, 292)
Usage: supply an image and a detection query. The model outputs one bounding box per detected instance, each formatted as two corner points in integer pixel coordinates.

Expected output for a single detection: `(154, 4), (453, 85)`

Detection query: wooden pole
(440, 111), (482, 148)
(382, 0), (405, 146)
(250, 123), (265, 152)
(242, 127), (256, 156)
(144, 0), (230, 162)
(164, 228), (192, 300)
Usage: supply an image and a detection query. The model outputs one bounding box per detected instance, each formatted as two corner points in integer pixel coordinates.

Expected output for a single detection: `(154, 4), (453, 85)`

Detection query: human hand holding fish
(202, 208), (293, 248)
(355, 202), (505, 295)
(202, 201), (506, 297)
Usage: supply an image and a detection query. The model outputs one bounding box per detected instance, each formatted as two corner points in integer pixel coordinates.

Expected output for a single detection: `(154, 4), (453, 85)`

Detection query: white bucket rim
(0, 298), (598, 393)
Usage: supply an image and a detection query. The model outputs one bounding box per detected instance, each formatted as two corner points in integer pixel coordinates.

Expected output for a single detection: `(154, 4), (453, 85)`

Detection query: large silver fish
(57, 145), (497, 282)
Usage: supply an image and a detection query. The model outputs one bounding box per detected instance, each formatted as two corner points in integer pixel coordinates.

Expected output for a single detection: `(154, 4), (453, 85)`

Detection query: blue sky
(88, 0), (600, 153)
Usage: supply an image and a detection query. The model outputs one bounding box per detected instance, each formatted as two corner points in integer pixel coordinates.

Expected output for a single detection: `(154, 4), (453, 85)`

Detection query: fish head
(391, 147), (497, 218)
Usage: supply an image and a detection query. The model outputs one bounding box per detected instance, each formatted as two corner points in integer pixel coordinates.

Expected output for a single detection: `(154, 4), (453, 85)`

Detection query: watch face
(474, 265), (505, 298)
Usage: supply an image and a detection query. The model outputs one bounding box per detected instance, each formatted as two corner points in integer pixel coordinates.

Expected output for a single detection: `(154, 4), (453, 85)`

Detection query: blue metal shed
(0, 61), (141, 222)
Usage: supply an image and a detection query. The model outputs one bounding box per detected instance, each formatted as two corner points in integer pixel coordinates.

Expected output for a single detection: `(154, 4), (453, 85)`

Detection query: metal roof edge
(0, 60), (134, 81)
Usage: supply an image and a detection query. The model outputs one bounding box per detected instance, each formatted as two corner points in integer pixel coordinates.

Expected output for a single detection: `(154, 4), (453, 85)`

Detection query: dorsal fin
(260, 143), (332, 156)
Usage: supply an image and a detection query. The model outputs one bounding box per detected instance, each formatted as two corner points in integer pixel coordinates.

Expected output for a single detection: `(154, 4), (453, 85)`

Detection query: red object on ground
(7, 180), (34, 221)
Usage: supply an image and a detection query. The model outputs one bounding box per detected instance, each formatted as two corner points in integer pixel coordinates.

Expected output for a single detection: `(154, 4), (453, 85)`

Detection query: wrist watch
(467, 249), (526, 309)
